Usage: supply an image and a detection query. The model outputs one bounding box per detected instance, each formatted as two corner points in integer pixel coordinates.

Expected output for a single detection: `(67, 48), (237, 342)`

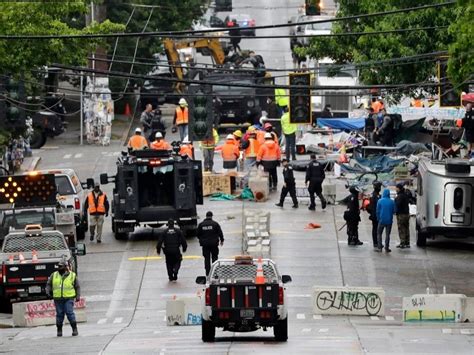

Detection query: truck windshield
(213, 80), (254, 95)
(3, 211), (55, 229)
(55, 175), (75, 195)
(3, 234), (67, 253)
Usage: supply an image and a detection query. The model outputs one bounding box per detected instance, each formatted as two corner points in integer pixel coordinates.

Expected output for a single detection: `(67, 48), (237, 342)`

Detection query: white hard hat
(226, 134), (234, 140)
(155, 132), (163, 139)
(178, 98), (187, 106)
(135, 127), (142, 133)
(182, 136), (190, 144)
(264, 132), (273, 139)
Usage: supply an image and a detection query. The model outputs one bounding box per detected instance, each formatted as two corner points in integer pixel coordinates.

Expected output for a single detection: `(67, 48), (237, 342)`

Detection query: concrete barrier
(12, 298), (86, 327)
(403, 293), (467, 322)
(312, 286), (385, 316)
(464, 297), (474, 322)
(166, 297), (202, 326)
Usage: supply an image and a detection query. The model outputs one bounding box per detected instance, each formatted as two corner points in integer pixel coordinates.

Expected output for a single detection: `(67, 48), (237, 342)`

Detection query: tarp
(340, 155), (404, 174)
(317, 118), (365, 130)
(395, 140), (430, 156)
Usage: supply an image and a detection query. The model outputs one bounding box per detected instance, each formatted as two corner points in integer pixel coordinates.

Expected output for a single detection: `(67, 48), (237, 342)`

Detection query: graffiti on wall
(404, 310), (457, 322)
(315, 290), (383, 316)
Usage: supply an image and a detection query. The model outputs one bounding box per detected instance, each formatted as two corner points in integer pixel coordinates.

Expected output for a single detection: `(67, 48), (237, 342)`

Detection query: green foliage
(299, 0), (470, 100)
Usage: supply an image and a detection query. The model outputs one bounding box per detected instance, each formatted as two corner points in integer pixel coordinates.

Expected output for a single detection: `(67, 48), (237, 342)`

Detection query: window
(55, 176), (75, 195)
(453, 187), (463, 210)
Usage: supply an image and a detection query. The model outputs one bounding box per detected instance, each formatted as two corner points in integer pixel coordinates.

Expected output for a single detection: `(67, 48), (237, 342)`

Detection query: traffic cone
(32, 250), (38, 263)
(255, 258), (266, 285)
(124, 102), (132, 117)
(8, 255), (14, 264)
(18, 252), (25, 263)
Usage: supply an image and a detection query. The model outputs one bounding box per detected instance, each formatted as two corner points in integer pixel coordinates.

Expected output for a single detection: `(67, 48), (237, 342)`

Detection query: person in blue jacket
(376, 189), (395, 253)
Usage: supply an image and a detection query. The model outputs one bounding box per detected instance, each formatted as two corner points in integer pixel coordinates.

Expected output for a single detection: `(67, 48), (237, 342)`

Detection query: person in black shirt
(395, 183), (411, 248)
(275, 159), (298, 208)
(462, 103), (474, 156)
(156, 219), (187, 281)
(229, 20), (241, 52)
(197, 211), (224, 276)
(368, 181), (382, 248)
(345, 186), (363, 246)
(305, 154), (327, 211)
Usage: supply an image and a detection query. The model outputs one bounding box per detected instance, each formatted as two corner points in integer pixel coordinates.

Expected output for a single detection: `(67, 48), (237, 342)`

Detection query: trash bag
(210, 193), (236, 201)
(239, 187), (254, 200)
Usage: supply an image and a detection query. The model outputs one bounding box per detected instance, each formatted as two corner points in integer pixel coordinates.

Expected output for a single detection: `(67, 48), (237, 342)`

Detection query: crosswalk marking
(313, 315), (323, 320)
(302, 328), (311, 333)
(460, 329), (472, 335)
(370, 316), (379, 321)
(113, 317), (123, 324)
(385, 316), (394, 321)
(296, 313), (306, 320)
(74, 153), (83, 159)
(318, 328), (329, 333)
(97, 318), (107, 325)
(442, 329), (452, 334)
(63, 154), (72, 159)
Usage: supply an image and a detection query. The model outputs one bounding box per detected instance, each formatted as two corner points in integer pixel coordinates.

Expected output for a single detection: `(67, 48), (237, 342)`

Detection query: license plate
(451, 214), (465, 223)
(29, 286), (41, 294)
(240, 309), (255, 318)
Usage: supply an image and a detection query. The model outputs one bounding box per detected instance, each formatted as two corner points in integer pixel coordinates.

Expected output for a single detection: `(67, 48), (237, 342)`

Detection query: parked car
(225, 14), (256, 36)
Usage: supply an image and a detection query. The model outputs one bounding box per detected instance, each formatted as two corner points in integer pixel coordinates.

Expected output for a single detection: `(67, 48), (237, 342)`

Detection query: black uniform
(368, 189), (381, 247)
(278, 165), (298, 207)
(345, 187), (362, 245)
(305, 160), (327, 210)
(156, 227), (187, 281)
(197, 217), (224, 275)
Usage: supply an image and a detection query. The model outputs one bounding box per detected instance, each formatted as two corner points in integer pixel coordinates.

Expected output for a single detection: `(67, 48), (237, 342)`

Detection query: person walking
(200, 127), (219, 172)
(281, 106), (297, 161)
(229, 19), (241, 52)
(46, 260), (80, 337)
(257, 132), (281, 191)
(240, 127), (260, 170)
(345, 186), (363, 246)
(368, 181), (382, 249)
(156, 219), (187, 281)
(395, 183), (411, 248)
(275, 158), (298, 208)
(197, 211), (224, 276)
(127, 127), (148, 151)
(376, 189), (395, 253)
(140, 103), (154, 139)
(173, 98), (189, 141)
(83, 182), (109, 243)
(462, 103), (474, 157)
(305, 154), (327, 211)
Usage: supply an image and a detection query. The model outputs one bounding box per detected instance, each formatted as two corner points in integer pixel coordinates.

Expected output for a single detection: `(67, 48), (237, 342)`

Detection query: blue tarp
(317, 118), (365, 130)
(340, 155), (404, 174)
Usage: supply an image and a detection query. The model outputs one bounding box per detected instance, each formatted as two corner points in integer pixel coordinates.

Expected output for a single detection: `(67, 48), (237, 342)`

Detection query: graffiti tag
(315, 291), (382, 316)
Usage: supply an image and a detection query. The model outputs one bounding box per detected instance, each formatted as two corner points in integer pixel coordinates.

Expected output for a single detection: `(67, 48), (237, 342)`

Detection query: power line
(0, 2), (456, 40)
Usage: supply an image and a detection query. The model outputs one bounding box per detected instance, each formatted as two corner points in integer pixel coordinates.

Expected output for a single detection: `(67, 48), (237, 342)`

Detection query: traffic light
(305, 0), (321, 16)
(438, 61), (461, 107)
(0, 173), (57, 207)
(0, 76), (26, 126)
(289, 73), (312, 124)
(188, 85), (213, 141)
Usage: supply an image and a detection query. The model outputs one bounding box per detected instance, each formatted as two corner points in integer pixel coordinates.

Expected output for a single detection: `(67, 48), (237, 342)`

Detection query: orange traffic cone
(255, 258), (266, 285)
(32, 250), (38, 263)
(8, 255), (14, 264)
(18, 252), (25, 263)
(124, 102), (132, 117)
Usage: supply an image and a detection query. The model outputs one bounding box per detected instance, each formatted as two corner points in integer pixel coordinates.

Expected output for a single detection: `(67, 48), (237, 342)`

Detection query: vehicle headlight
(247, 99), (255, 108)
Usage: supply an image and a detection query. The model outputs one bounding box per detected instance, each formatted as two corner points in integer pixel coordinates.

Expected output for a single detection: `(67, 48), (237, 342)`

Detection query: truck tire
(76, 225), (85, 240)
(416, 223), (427, 247)
(273, 317), (288, 341)
(113, 221), (128, 240)
(201, 319), (215, 342)
(29, 128), (47, 149)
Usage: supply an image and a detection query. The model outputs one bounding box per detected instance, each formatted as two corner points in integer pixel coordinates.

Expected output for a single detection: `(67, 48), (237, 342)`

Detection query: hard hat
(182, 136), (190, 144)
(264, 122), (272, 130)
(135, 127), (142, 133)
(226, 134), (234, 140)
(94, 182), (100, 188)
(233, 130), (242, 138)
(247, 126), (256, 132)
(155, 132), (163, 139)
(178, 98), (187, 106)
(264, 132), (273, 139)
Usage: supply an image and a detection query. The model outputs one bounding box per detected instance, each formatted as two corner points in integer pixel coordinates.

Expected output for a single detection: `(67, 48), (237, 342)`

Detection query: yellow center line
(128, 255), (202, 261)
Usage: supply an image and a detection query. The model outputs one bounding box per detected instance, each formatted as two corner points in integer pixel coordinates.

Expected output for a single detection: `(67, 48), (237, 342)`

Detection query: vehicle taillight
(205, 288), (210, 306)
(278, 287), (284, 305)
(249, 19), (256, 27)
(434, 203), (440, 219)
(0, 264), (5, 283)
(74, 197), (80, 210)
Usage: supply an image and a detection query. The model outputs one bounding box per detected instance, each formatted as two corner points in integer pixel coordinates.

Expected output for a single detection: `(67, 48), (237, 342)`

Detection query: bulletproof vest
(308, 162), (324, 179)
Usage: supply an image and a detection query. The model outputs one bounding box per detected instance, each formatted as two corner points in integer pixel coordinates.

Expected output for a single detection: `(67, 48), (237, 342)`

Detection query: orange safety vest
(371, 101), (383, 114)
(150, 140), (171, 150)
(256, 130), (266, 145)
(221, 141), (240, 161)
(175, 107), (189, 125)
(257, 140), (281, 162)
(128, 135), (148, 150)
(412, 99), (423, 108)
(179, 144), (194, 159)
(88, 192), (106, 214)
(245, 138), (260, 158)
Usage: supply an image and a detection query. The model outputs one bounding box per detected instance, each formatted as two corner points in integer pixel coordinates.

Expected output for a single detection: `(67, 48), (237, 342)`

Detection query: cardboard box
(202, 174), (231, 196)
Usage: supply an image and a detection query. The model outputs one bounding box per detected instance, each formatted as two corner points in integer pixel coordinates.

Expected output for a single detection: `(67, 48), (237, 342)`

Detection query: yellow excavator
(163, 38), (226, 93)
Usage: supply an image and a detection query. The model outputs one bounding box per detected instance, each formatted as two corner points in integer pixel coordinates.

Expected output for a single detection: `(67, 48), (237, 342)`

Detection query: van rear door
(443, 183), (472, 226)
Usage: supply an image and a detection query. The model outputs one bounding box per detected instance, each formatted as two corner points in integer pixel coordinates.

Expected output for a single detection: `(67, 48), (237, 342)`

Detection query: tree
(299, 0), (471, 100)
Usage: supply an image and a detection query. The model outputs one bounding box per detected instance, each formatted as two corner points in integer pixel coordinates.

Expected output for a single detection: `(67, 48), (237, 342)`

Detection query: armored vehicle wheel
(273, 317), (288, 341)
(201, 319), (215, 342)
(416, 223), (427, 247)
(113, 220), (128, 240)
(76, 226), (85, 240)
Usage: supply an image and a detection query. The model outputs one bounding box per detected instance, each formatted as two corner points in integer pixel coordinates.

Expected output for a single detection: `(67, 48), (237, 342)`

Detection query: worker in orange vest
(200, 127), (219, 172)
(411, 98), (424, 107)
(257, 132), (281, 191)
(233, 129), (242, 148)
(83, 182), (109, 243)
(179, 136), (194, 159)
(150, 132), (171, 151)
(221, 135), (240, 170)
(173, 98), (189, 141)
(371, 97), (384, 113)
(241, 127), (260, 170)
(127, 127), (149, 151)
(263, 122), (279, 143)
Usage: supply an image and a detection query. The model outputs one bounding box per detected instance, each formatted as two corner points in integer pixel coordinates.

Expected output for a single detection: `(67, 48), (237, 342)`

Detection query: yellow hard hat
(247, 126), (256, 132)
(233, 130), (242, 138)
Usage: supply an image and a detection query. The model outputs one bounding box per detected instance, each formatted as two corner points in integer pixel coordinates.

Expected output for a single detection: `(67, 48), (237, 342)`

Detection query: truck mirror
(75, 243), (86, 256)
(86, 178), (95, 189)
(281, 275), (292, 284)
(100, 173), (108, 185)
(195, 276), (207, 285)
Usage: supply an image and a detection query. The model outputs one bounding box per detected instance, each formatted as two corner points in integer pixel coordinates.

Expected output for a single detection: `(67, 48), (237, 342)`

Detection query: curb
(0, 314), (13, 328)
(21, 156), (41, 173)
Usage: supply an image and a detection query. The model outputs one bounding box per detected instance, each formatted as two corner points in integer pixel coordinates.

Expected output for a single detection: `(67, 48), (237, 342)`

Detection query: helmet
(247, 126), (256, 132)
(233, 130), (242, 138)
(264, 122), (272, 130)
(178, 98), (187, 106)
(264, 132), (273, 139)
(155, 132), (163, 139)
(135, 127), (142, 133)
(226, 134), (234, 140)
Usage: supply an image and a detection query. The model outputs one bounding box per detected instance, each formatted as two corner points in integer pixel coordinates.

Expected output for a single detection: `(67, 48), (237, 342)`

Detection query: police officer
(275, 158), (298, 208)
(46, 259), (80, 337)
(197, 211), (224, 276)
(156, 219), (187, 281)
(346, 186), (363, 246)
(368, 181), (382, 248)
(305, 154), (327, 211)
(83, 182), (109, 243)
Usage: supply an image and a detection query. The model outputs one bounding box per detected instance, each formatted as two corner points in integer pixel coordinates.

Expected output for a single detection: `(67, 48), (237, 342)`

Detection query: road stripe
(97, 318), (107, 325)
(313, 314), (323, 320)
(302, 328), (311, 333)
(370, 316), (379, 321)
(296, 313), (306, 320)
(113, 317), (123, 324)
(460, 329), (472, 335)
(318, 328), (328, 333)
(128, 255), (202, 261)
(288, 294), (311, 298)
(385, 316), (394, 321)
(74, 153), (83, 159)
(442, 329), (452, 334)
(63, 154), (72, 159)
